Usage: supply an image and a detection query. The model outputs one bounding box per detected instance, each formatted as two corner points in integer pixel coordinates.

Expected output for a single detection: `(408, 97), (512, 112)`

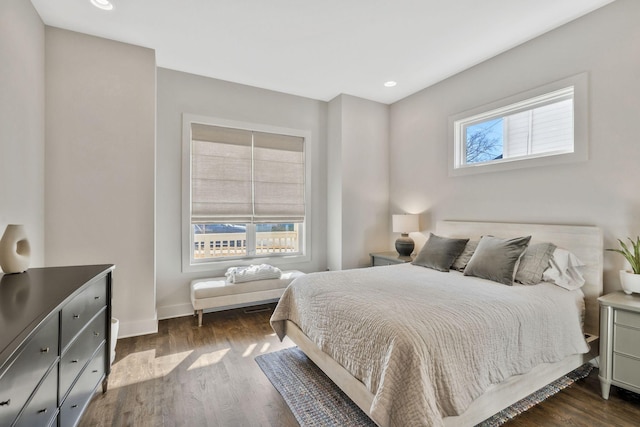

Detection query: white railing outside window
(193, 231), (299, 259)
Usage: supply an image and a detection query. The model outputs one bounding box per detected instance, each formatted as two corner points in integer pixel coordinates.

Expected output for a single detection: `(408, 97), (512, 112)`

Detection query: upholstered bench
(190, 270), (304, 326)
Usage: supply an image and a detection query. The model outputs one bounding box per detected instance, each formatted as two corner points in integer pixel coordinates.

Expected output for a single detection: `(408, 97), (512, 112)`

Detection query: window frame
(182, 114), (312, 273)
(448, 73), (588, 176)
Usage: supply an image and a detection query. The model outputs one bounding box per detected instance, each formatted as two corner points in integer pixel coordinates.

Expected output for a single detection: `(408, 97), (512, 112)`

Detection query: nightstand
(370, 251), (414, 267)
(598, 291), (640, 399)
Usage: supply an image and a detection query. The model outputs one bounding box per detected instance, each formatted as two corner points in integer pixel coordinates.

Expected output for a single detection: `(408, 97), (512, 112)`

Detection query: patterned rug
(255, 347), (593, 427)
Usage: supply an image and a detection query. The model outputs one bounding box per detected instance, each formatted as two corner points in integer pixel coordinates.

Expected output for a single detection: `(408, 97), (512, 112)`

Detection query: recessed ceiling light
(384, 81), (397, 88)
(91, 0), (114, 11)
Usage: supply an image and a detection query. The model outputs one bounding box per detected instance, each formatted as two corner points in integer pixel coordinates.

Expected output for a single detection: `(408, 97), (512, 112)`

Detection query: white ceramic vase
(619, 270), (640, 295)
(110, 317), (119, 365)
(0, 224), (31, 274)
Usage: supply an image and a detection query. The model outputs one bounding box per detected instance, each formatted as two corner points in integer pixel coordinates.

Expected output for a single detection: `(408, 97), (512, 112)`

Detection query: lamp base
(395, 234), (414, 257)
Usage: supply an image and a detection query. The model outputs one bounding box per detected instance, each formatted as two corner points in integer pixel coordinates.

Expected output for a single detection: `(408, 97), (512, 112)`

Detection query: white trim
(156, 302), (194, 320)
(448, 73), (588, 176)
(118, 316), (158, 338)
(181, 114), (312, 273)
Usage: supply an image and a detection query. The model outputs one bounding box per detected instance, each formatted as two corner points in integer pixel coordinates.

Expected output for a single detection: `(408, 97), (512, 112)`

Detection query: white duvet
(270, 263), (589, 427)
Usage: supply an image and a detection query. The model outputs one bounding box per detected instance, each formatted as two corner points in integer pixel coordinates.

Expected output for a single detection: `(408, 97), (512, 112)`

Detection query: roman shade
(190, 124), (305, 224)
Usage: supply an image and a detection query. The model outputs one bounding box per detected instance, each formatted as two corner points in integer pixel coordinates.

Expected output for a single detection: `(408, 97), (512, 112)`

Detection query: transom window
(449, 73), (588, 176)
(182, 116), (309, 270)
(463, 87), (573, 164)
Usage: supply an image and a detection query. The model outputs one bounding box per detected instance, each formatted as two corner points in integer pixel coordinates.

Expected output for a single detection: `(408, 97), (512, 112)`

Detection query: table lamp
(392, 214), (419, 257)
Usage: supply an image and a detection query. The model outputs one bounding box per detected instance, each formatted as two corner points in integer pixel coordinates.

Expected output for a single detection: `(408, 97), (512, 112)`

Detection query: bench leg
(197, 309), (203, 327)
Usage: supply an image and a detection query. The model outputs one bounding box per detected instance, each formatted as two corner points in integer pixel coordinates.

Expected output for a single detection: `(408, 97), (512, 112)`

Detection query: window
(182, 116), (309, 270)
(449, 73), (587, 176)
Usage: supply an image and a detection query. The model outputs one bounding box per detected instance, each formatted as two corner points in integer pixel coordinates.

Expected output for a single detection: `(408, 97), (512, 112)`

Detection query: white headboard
(436, 221), (603, 337)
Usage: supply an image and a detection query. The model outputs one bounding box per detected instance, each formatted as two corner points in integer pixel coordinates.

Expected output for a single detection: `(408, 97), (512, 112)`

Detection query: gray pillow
(515, 242), (557, 286)
(464, 235), (531, 285)
(412, 233), (469, 272)
(451, 240), (478, 272)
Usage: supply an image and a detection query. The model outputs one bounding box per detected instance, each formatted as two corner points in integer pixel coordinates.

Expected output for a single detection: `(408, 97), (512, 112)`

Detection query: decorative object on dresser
(370, 251), (414, 266)
(598, 291), (640, 399)
(391, 214), (419, 256)
(607, 237), (640, 294)
(0, 264), (114, 427)
(0, 224), (31, 274)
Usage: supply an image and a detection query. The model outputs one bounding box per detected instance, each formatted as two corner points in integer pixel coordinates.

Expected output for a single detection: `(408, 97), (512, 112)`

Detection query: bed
(270, 221), (603, 427)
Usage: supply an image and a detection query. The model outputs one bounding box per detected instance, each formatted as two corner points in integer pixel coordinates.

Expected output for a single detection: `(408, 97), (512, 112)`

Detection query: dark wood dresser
(0, 265), (114, 427)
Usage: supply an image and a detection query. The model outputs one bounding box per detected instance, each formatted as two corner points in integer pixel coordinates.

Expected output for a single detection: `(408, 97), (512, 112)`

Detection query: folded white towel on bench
(225, 264), (282, 283)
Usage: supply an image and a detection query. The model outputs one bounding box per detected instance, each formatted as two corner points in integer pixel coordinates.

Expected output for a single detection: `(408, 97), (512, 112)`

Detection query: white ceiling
(31, 0), (615, 104)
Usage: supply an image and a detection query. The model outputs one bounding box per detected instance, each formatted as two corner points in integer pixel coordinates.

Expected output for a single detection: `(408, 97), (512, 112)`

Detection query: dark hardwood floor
(81, 305), (640, 426)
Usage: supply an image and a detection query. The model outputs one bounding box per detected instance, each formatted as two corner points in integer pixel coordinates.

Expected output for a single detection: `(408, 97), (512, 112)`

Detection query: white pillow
(542, 248), (586, 290)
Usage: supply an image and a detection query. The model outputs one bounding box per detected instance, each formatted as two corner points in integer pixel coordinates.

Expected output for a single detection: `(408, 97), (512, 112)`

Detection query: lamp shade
(392, 214), (419, 234)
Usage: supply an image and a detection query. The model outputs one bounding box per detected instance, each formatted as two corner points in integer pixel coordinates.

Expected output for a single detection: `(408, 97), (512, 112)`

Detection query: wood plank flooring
(81, 304), (640, 427)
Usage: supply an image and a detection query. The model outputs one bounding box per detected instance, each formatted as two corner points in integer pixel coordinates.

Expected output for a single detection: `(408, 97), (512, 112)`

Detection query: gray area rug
(255, 347), (593, 427)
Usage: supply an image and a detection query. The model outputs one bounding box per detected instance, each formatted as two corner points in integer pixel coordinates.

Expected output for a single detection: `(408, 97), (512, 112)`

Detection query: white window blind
(190, 124), (305, 224)
(503, 97), (573, 158)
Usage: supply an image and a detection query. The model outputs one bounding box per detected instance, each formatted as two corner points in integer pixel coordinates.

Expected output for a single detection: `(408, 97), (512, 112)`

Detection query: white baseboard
(157, 302), (193, 320)
(118, 316), (158, 338)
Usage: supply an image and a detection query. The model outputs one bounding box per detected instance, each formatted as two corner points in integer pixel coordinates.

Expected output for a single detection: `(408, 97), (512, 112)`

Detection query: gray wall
(0, 0), (45, 269)
(155, 68), (328, 319)
(389, 0), (640, 293)
(45, 28), (157, 337)
(327, 96), (343, 271)
(4, 0), (635, 335)
(327, 95), (390, 270)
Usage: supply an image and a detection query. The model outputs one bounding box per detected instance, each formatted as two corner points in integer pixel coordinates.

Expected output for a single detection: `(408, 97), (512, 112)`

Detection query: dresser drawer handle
(38, 408), (48, 414)
(71, 359), (79, 363)
(92, 369), (98, 373)
(73, 314), (80, 319)
(94, 296), (101, 300)
(41, 347), (50, 353)
(0, 399), (10, 406)
(71, 404), (78, 409)
(93, 332), (100, 337)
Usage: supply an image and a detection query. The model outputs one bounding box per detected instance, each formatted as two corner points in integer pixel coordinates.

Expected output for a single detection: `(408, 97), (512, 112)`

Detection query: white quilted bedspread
(270, 264), (589, 427)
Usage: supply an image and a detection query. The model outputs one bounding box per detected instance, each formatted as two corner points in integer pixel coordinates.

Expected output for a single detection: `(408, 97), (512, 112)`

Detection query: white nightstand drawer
(615, 310), (640, 329)
(598, 292), (640, 399)
(613, 353), (640, 387)
(613, 325), (640, 358)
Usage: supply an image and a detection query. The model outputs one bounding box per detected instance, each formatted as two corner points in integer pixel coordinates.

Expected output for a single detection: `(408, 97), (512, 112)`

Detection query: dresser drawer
(60, 345), (106, 427)
(61, 276), (107, 350)
(14, 364), (58, 427)
(0, 315), (59, 427)
(615, 309), (640, 329)
(613, 324), (640, 358)
(60, 310), (106, 399)
(612, 352), (640, 388)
